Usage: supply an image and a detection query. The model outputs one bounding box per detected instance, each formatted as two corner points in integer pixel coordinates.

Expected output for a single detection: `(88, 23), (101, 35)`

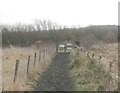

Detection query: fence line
(3, 47), (56, 90)
(79, 47), (118, 85)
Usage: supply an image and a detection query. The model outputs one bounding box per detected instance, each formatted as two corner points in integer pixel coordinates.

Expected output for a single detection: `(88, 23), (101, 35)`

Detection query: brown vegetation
(69, 47), (118, 91)
(89, 43), (118, 75)
(2, 45), (55, 91)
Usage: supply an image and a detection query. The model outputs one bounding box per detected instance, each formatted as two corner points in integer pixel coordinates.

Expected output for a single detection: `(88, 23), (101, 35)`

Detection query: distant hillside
(1, 24), (118, 47)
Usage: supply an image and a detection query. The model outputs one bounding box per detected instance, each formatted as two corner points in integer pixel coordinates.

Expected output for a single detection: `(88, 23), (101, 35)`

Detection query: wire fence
(2, 47), (56, 90)
(79, 47), (119, 86)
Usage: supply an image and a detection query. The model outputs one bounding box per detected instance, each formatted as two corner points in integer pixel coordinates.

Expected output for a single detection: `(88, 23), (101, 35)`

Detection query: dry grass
(69, 49), (118, 91)
(87, 43), (118, 90)
(89, 43), (118, 75)
(2, 45), (55, 91)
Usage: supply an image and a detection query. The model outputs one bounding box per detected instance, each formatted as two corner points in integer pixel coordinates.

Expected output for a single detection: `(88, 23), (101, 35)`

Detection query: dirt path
(33, 52), (75, 91)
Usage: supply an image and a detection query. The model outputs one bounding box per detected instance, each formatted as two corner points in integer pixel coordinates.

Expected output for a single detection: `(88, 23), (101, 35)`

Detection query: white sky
(0, 0), (119, 27)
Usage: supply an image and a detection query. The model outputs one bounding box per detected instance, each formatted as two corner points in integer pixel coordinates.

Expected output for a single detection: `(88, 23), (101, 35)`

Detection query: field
(2, 45), (55, 91)
(1, 42), (118, 91)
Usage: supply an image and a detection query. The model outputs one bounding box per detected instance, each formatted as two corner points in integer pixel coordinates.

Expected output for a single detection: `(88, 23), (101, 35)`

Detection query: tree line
(1, 19), (118, 48)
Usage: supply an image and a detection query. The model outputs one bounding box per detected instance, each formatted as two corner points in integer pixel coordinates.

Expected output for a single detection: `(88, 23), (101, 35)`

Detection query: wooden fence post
(46, 48), (49, 59)
(99, 56), (102, 63)
(14, 59), (19, 82)
(34, 53), (36, 68)
(44, 49), (46, 60)
(92, 53), (94, 58)
(43, 50), (45, 62)
(27, 55), (30, 74)
(42, 50), (44, 62)
(39, 50), (41, 63)
(87, 52), (89, 57)
(80, 48), (82, 52)
(109, 61), (113, 72)
(56, 42), (58, 53)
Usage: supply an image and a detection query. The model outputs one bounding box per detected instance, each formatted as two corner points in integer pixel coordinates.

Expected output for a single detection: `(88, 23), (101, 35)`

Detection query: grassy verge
(2, 46), (55, 91)
(69, 50), (114, 91)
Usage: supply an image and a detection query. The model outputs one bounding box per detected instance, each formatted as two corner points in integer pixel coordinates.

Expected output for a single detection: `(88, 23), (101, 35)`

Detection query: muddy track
(33, 52), (75, 91)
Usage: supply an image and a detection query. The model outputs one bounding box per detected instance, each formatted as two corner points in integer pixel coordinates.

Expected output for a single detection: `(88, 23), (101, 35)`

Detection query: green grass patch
(69, 50), (110, 91)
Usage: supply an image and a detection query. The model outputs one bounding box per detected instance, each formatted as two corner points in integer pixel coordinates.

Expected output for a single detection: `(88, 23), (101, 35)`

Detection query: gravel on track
(33, 52), (75, 91)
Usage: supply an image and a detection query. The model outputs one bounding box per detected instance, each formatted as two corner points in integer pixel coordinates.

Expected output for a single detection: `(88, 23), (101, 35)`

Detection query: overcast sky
(0, 0), (119, 27)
